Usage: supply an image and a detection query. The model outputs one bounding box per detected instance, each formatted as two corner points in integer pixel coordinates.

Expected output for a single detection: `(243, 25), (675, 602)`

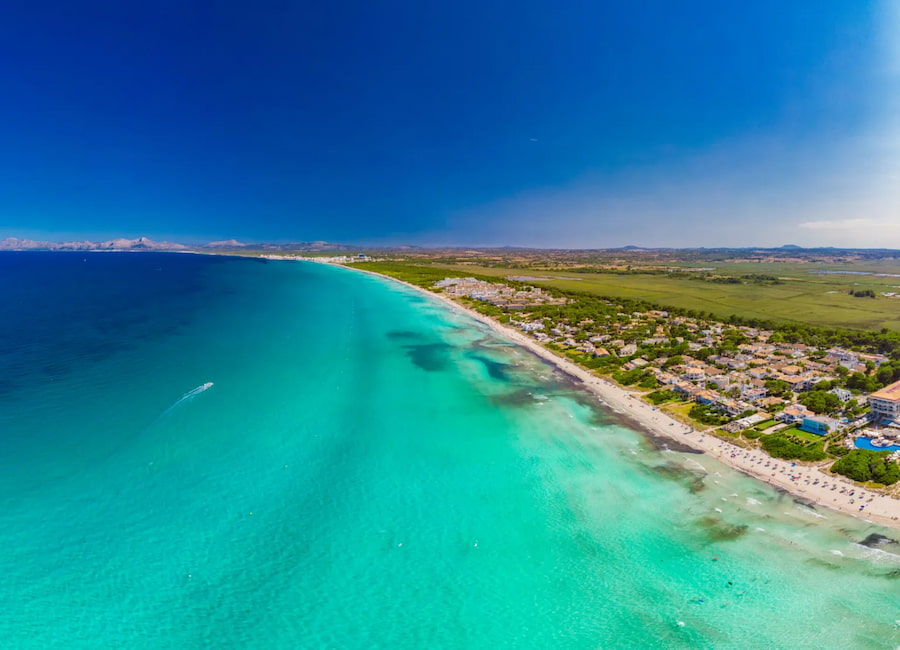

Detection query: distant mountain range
(0, 237), (357, 253)
(0, 237), (190, 251)
(1, 238), (898, 255)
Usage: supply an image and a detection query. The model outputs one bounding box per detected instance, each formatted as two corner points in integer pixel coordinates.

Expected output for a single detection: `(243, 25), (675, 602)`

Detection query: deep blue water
(0, 252), (229, 396)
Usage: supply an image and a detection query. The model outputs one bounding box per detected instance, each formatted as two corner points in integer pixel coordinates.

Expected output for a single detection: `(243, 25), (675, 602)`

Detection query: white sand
(334, 262), (900, 530)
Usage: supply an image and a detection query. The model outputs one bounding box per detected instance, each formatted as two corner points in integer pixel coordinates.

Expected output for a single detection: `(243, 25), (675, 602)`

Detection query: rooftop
(870, 379), (900, 402)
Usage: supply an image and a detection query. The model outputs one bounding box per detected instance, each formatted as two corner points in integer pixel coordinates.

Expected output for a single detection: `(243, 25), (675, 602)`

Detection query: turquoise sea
(1, 252), (898, 649)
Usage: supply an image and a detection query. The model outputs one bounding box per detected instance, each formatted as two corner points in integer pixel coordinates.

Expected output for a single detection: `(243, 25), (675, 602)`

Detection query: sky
(0, 1), (897, 248)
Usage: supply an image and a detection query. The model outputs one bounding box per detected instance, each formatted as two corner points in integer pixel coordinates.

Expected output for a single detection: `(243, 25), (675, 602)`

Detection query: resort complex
(434, 277), (568, 309)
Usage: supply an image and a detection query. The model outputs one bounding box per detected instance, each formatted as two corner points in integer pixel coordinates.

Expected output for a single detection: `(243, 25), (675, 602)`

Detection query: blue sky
(0, 1), (897, 247)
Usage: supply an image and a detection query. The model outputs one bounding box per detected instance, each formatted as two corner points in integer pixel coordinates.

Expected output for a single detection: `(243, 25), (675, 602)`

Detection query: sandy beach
(334, 262), (900, 530)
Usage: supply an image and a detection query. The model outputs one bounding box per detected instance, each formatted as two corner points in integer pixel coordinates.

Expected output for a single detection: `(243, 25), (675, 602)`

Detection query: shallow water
(1, 253), (898, 648)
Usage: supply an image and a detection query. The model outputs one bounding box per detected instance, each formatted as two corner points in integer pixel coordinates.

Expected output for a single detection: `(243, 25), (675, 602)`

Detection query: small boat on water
(158, 382), (215, 418)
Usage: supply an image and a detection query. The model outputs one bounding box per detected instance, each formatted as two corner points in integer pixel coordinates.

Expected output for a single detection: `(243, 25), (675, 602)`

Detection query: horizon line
(3, 234), (900, 254)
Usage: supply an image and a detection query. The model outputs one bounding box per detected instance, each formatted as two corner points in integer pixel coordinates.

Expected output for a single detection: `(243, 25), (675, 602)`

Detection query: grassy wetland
(423, 260), (900, 331)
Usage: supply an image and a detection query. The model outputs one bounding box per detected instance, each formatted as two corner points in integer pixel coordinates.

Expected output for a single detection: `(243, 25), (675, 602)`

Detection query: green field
(428, 263), (900, 331)
(780, 426), (824, 442)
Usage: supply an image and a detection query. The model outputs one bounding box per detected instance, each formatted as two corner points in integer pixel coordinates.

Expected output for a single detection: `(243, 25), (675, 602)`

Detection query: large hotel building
(868, 379), (900, 426)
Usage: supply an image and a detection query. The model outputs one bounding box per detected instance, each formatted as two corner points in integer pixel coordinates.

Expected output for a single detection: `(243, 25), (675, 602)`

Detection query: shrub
(614, 369), (644, 386)
(639, 375), (660, 389)
(646, 389), (679, 405)
(828, 444), (851, 458)
(832, 450), (900, 485)
(761, 433), (827, 461)
(689, 403), (729, 426)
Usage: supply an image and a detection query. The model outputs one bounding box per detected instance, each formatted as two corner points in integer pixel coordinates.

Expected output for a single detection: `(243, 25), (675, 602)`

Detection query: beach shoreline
(230, 253), (900, 530)
(318, 261), (900, 530)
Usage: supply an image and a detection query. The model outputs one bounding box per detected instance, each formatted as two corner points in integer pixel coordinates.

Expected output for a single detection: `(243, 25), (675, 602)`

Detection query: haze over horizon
(1, 1), (898, 248)
(5, 234), (900, 252)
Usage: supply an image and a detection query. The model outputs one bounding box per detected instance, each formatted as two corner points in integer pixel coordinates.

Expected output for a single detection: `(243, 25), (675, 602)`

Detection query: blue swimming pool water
(855, 437), (900, 453)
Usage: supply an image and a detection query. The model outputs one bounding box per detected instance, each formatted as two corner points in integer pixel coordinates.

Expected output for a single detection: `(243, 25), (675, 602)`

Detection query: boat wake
(161, 382), (214, 416)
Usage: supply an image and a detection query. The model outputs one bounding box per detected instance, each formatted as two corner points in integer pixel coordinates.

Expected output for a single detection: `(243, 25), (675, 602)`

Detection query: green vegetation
(780, 426), (823, 442)
(828, 443), (851, 458)
(752, 418), (777, 431)
(764, 379), (792, 398)
(831, 449), (900, 485)
(355, 262), (503, 288)
(688, 403), (730, 425)
(844, 367), (899, 393)
(760, 432), (827, 461)
(697, 273), (783, 285)
(664, 402), (696, 421)
(429, 262), (900, 331)
(561, 351), (617, 371)
(638, 375), (660, 389)
(798, 390), (841, 414)
(646, 389), (680, 405)
(458, 297), (505, 319)
(353, 261), (900, 405)
(613, 368), (648, 386)
(361, 262), (900, 358)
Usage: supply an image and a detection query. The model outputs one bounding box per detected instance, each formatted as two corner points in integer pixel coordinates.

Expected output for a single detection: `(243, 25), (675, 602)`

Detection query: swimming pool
(854, 437), (900, 452)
